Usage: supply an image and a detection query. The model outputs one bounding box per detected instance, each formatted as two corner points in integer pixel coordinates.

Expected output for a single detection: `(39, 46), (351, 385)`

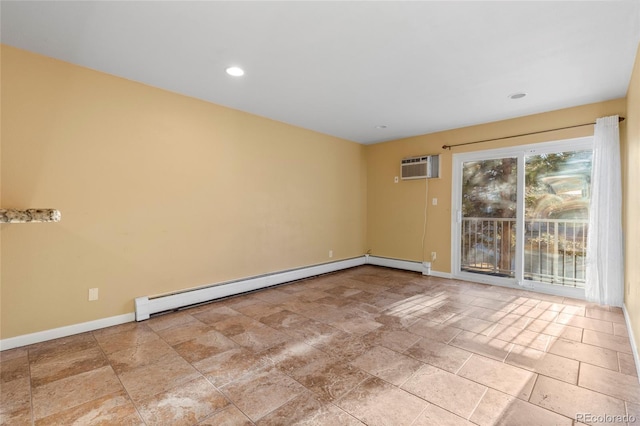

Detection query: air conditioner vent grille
(401, 155), (440, 180)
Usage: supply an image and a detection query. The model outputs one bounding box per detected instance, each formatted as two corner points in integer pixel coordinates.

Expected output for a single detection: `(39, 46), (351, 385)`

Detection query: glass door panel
(461, 157), (517, 278)
(524, 150), (592, 288)
(454, 138), (593, 296)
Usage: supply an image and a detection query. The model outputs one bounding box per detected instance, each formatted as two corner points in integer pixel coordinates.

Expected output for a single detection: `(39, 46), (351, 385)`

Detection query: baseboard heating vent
(134, 257), (366, 321)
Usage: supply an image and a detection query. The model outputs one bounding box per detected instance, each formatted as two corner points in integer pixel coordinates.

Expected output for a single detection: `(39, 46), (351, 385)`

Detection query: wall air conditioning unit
(401, 154), (440, 180)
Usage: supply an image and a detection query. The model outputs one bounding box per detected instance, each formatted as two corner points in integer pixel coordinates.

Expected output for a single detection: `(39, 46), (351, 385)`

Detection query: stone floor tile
(406, 318), (462, 344)
(229, 323), (291, 352)
(30, 346), (109, 387)
(529, 375), (626, 423)
(221, 367), (305, 421)
(401, 364), (487, 419)
(582, 329), (633, 354)
(194, 347), (269, 388)
(257, 391), (363, 426)
(35, 390), (142, 425)
(618, 352), (638, 377)
(172, 329), (238, 363)
(156, 320), (212, 346)
(524, 318), (583, 342)
(32, 365), (123, 420)
(106, 338), (176, 374)
(351, 345), (423, 386)
(136, 377), (229, 425)
(449, 331), (513, 362)
(0, 377), (31, 417)
(458, 354), (536, 400)
(197, 405), (253, 425)
(93, 324), (159, 355)
(505, 344), (579, 384)
(470, 388), (572, 426)
(578, 362), (640, 404)
(555, 313), (614, 334)
(489, 323), (551, 351)
(146, 311), (201, 332)
(444, 315), (497, 336)
(260, 339), (331, 374)
(2, 266), (637, 426)
(29, 333), (98, 363)
(413, 403), (475, 425)
(362, 328), (422, 353)
(336, 377), (427, 425)
(585, 308), (626, 324)
(547, 338), (619, 370)
(0, 348), (28, 362)
(117, 354), (200, 403)
(290, 356), (371, 402)
(404, 337), (472, 373)
(0, 355), (30, 384)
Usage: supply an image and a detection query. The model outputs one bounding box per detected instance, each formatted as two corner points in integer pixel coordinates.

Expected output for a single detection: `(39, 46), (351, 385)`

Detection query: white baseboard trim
(622, 304), (640, 385)
(365, 255), (453, 278)
(137, 255), (451, 320)
(135, 256), (367, 321)
(430, 270), (453, 279)
(366, 255), (424, 273)
(0, 313), (135, 351)
(1, 254), (449, 351)
(2, 257), (368, 351)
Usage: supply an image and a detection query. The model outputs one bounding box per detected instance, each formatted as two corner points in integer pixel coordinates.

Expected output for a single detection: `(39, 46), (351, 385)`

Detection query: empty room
(2, 1), (640, 425)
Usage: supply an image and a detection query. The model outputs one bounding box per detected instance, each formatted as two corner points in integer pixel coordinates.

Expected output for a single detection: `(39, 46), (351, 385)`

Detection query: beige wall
(0, 46), (3, 330)
(2, 41), (638, 352)
(623, 42), (640, 351)
(366, 99), (626, 272)
(0, 46), (367, 339)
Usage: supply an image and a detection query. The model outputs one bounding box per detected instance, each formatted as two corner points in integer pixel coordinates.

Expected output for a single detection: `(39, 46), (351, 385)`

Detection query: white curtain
(585, 115), (624, 306)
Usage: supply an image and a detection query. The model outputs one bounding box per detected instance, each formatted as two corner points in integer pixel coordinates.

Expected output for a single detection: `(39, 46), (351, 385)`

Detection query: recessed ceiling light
(509, 92), (527, 100)
(226, 66), (245, 77)
(375, 125), (388, 129)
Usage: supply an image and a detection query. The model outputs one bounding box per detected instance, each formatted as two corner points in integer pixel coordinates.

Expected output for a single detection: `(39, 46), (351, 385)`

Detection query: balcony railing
(461, 217), (588, 288)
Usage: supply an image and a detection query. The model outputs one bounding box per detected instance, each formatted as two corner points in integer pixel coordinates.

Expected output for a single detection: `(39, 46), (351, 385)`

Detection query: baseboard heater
(134, 257), (366, 321)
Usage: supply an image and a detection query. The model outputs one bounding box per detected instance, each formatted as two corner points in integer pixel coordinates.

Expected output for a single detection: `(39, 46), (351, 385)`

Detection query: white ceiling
(2, 1), (639, 144)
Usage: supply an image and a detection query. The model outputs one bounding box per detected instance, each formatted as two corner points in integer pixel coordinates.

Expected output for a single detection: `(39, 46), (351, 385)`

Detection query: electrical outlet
(431, 252), (437, 261)
(88, 288), (99, 301)
(329, 250), (333, 258)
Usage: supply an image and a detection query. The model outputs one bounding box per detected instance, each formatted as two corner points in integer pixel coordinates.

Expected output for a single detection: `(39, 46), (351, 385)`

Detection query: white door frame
(451, 137), (592, 299)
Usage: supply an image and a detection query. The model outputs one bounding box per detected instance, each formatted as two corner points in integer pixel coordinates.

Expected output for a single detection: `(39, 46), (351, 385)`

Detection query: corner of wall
(623, 41), (640, 377)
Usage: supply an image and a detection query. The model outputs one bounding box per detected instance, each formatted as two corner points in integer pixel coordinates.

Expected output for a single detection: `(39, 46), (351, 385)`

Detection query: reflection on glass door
(454, 139), (593, 294)
(460, 157), (517, 278)
(524, 150), (592, 288)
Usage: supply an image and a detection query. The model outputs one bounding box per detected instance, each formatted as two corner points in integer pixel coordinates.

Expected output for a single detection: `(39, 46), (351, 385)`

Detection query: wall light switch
(394, 176), (399, 183)
(432, 198), (438, 205)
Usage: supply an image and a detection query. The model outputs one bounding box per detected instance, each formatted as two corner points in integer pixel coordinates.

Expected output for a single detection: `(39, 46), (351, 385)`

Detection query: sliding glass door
(460, 157), (518, 278)
(452, 137), (593, 297)
(523, 150), (592, 287)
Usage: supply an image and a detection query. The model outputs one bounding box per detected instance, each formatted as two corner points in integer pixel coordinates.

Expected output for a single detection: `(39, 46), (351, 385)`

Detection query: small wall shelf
(0, 209), (61, 223)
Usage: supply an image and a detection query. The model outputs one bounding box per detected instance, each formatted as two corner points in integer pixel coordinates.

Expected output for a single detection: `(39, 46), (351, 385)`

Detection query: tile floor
(1, 265), (639, 425)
